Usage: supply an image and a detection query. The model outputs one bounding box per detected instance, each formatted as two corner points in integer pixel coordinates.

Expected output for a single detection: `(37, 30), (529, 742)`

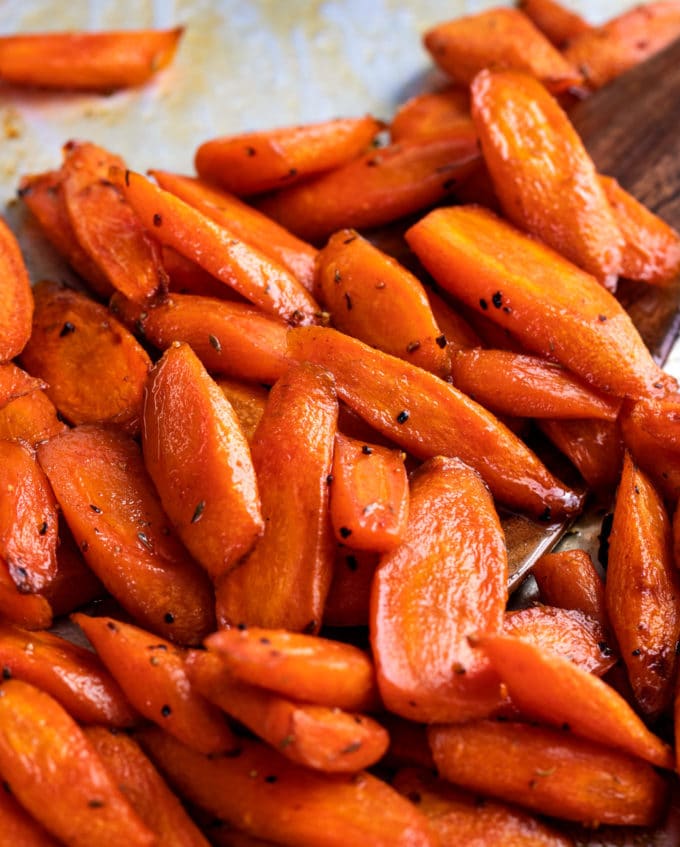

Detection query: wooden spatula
(505, 36), (680, 589)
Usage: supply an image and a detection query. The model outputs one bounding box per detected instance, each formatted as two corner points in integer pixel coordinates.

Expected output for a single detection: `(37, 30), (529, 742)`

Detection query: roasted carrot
(0, 363), (45, 411)
(538, 417), (623, 492)
(371, 456), (505, 723)
(151, 170), (317, 291)
(0, 216), (33, 363)
(428, 719), (667, 826)
(287, 326), (582, 520)
(0, 28), (183, 91)
(37, 425), (215, 645)
(471, 69), (623, 288)
(215, 362), (337, 633)
(195, 115), (383, 196)
(518, 0), (590, 47)
(19, 281), (151, 433)
(532, 549), (608, 628)
(605, 452), (680, 720)
(85, 726), (211, 847)
(423, 7), (582, 92)
(42, 522), (105, 618)
(450, 348), (621, 420)
(0, 389), (67, 447)
(162, 245), (244, 299)
(315, 229), (450, 379)
(204, 626), (379, 713)
(406, 206), (673, 399)
(620, 398), (680, 503)
(139, 728), (436, 847)
(425, 288), (482, 352)
(215, 378), (268, 443)
(389, 86), (475, 143)
(256, 135), (481, 243)
(73, 614), (234, 755)
(0, 680), (155, 847)
(323, 546), (379, 628)
(186, 649), (388, 773)
(117, 168), (320, 326)
(0, 564), (52, 630)
(0, 784), (62, 846)
(142, 342), (263, 582)
(329, 433), (409, 552)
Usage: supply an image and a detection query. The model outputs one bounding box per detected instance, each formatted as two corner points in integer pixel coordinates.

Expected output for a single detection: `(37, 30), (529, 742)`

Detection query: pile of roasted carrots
(1, 1), (680, 844)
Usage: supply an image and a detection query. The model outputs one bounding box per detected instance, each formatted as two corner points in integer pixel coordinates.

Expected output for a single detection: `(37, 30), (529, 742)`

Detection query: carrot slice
(0, 363), (45, 411)
(620, 399), (680, 503)
(152, 170), (317, 291)
(186, 649), (388, 773)
(111, 291), (288, 384)
(518, 0), (590, 47)
(37, 425), (215, 645)
(142, 342), (263, 582)
(117, 168), (320, 326)
(389, 87), (475, 143)
(215, 362), (337, 633)
(0, 216), (33, 363)
(161, 245), (244, 299)
(256, 136), (481, 243)
(537, 417), (623, 492)
(329, 433), (408, 552)
(423, 7), (582, 92)
(315, 229), (450, 379)
(563, 2), (680, 90)
(606, 452), (680, 720)
(195, 115), (383, 196)
(73, 614), (234, 755)
(204, 626), (379, 713)
(0, 564), (52, 630)
(0, 28), (182, 91)
(19, 281), (151, 433)
(215, 378), (268, 443)
(532, 549), (608, 628)
(428, 719), (668, 826)
(0, 680), (155, 847)
(479, 634), (673, 769)
(0, 389), (67, 447)
(42, 523), (105, 618)
(139, 728), (436, 847)
(287, 326), (582, 520)
(471, 69), (623, 288)
(405, 205), (673, 399)
(371, 456), (506, 723)
(324, 546), (379, 628)
(0, 440), (58, 594)
(450, 348), (621, 420)
(425, 289), (482, 352)
(85, 726), (210, 847)
(0, 785), (61, 846)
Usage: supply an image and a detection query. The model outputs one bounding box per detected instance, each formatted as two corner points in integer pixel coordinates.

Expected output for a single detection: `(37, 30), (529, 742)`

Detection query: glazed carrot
(0, 440), (58, 594)
(0, 389), (67, 447)
(152, 170), (317, 291)
(0, 785), (62, 846)
(450, 349), (621, 420)
(0, 28), (183, 91)
(389, 86), (475, 143)
(111, 292), (288, 384)
(204, 626), (379, 713)
(195, 115), (383, 196)
(563, 1), (680, 90)
(0, 216), (33, 363)
(503, 606), (615, 676)
(599, 174), (680, 285)
(371, 456), (506, 723)
(142, 343), (263, 582)
(518, 0), (590, 47)
(19, 281), (151, 433)
(117, 168), (320, 326)
(0, 680), (155, 847)
(392, 766), (573, 847)
(620, 399), (680, 502)
(139, 728), (436, 847)
(329, 433), (409, 552)
(85, 726), (211, 847)
(215, 378), (268, 442)
(256, 136), (481, 242)
(315, 229), (450, 379)
(18, 170), (113, 297)
(161, 245), (244, 299)
(186, 650), (388, 773)
(479, 634), (673, 768)
(215, 363), (337, 632)
(606, 452), (680, 720)
(532, 549), (608, 628)
(0, 621), (136, 726)
(323, 546), (379, 628)
(61, 141), (168, 303)
(0, 363), (45, 411)
(381, 716), (435, 771)
(538, 417), (623, 492)
(0, 564), (52, 630)
(287, 326), (582, 520)
(73, 615), (234, 755)
(42, 523), (105, 617)
(423, 7), (582, 92)
(406, 206), (673, 399)
(471, 69), (623, 288)
(428, 719), (668, 826)
(425, 289), (482, 352)
(37, 425), (215, 644)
